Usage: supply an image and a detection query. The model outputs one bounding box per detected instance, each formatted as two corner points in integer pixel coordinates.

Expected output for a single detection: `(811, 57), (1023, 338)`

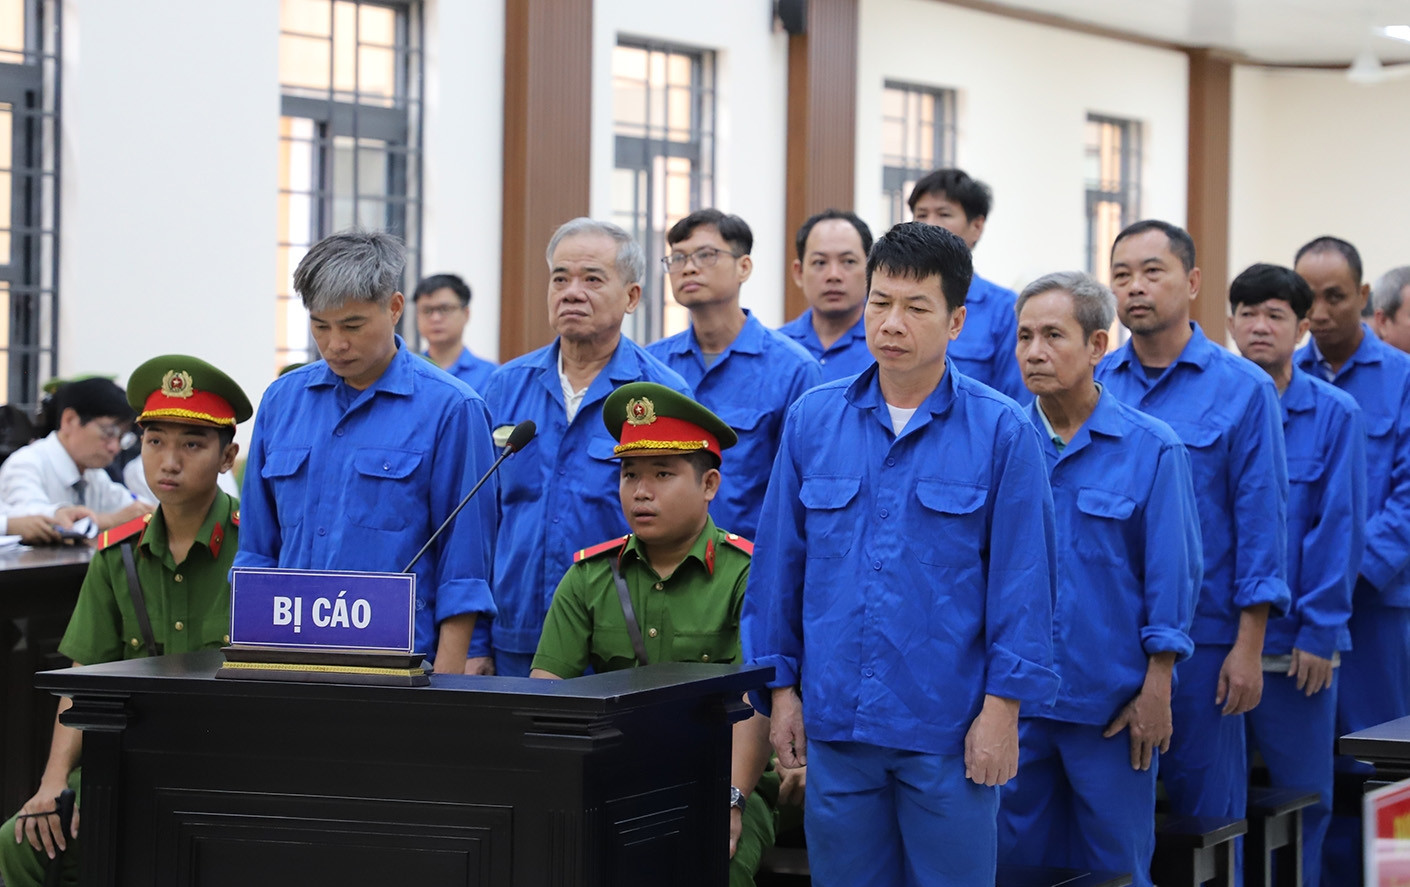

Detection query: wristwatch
(729, 785), (746, 811)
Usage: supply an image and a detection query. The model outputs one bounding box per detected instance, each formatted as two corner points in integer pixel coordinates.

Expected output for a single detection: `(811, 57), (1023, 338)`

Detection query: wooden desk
(40, 651), (772, 886)
(1339, 716), (1410, 782)
(0, 543), (92, 815)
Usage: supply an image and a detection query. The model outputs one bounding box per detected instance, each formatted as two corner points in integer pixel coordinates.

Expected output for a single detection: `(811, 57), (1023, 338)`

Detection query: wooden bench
(1243, 785), (1319, 887)
(1152, 814), (1247, 886)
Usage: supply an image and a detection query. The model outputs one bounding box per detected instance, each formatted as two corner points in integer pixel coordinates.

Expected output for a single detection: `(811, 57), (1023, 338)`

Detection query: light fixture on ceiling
(1378, 25), (1410, 43)
(1347, 46), (1410, 84)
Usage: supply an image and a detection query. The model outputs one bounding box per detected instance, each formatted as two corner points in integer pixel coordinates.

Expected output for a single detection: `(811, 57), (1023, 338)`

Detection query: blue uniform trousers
(805, 739), (998, 887)
(494, 649), (534, 677)
(1163, 645), (1248, 820)
(1245, 670), (1338, 887)
(998, 719), (1157, 887)
(1323, 597), (1410, 887)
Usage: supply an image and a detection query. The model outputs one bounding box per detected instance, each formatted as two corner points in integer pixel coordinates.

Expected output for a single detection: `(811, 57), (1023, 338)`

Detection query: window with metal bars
(880, 80), (955, 230)
(277, 0), (422, 371)
(1085, 114), (1142, 287)
(0, 0), (59, 413)
(611, 39), (715, 345)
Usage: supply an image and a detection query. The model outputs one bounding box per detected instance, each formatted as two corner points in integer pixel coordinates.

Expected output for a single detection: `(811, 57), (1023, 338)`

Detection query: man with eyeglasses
(0, 377), (153, 532)
(646, 209), (821, 542)
(413, 272), (497, 392)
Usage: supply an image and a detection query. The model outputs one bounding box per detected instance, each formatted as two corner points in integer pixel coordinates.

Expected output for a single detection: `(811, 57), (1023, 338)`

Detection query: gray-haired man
(474, 218), (691, 676)
(235, 230), (499, 673)
(1372, 266), (1410, 355)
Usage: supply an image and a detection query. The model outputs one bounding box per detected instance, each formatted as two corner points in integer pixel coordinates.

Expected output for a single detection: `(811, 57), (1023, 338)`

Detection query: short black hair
(667, 209), (753, 256)
(906, 168), (992, 222)
(681, 449), (721, 479)
(794, 209), (874, 262)
(55, 378), (133, 425)
(1229, 263), (1314, 321)
(413, 273), (471, 306)
(866, 221), (973, 312)
(1111, 220), (1197, 274)
(1295, 236), (1364, 286)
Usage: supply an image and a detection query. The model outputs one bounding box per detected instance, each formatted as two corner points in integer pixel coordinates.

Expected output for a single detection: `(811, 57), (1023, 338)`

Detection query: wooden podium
(37, 651), (771, 886)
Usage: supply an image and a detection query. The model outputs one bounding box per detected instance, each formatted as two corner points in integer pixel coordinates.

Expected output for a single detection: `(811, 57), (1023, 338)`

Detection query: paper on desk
(0, 535), (23, 550)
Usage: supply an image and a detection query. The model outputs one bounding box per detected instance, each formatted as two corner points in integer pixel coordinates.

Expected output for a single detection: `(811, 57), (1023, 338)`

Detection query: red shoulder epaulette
(721, 533), (753, 555)
(573, 535), (630, 563)
(99, 512), (153, 550)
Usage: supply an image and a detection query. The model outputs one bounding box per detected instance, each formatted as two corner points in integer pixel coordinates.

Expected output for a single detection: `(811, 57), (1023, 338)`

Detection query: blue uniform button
(879, 508), (889, 519)
(317, 527), (327, 536)
(885, 457), (895, 467)
(863, 667), (874, 678)
(552, 516), (560, 524)
(872, 561), (882, 571)
(335, 427), (345, 437)
(558, 468), (566, 476)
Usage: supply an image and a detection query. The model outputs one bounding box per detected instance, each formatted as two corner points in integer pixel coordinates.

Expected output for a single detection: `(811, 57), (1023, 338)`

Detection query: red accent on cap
(139, 388), (236, 427)
(616, 415), (722, 459)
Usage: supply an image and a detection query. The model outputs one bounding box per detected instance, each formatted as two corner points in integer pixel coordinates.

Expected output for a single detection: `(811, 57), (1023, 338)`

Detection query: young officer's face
(1230, 298), (1308, 375)
(310, 293), (404, 390)
(1016, 289), (1107, 397)
(619, 455), (718, 548)
(865, 269), (965, 386)
(141, 421), (238, 511)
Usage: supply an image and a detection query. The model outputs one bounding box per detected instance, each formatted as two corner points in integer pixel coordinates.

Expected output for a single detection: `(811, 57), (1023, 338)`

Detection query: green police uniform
(531, 381), (775, 887)
(0, 355), (248, 887)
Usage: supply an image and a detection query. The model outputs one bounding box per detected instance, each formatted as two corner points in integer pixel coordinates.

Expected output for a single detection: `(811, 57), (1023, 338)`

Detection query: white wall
(422, 0), (503, 362)
(590, 0), (791, 325)
(1230, 65), (1410, 287)
(857, 0), (1189, 293)
(61, 0), (279, 439)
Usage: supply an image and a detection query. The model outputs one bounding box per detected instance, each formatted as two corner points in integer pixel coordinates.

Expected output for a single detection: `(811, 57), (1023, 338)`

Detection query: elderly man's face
(1016, 289), (1106, 397)
(1375, 290), (1410, 354)
(548, 233), (641, 346)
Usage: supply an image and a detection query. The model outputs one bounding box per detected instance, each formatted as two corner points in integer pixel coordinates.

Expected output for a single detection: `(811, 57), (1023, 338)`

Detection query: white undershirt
(886, 403), (918, 436)
(557, 349), (590, 423)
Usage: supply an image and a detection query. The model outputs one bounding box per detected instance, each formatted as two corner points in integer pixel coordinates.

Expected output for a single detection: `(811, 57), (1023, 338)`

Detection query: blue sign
(230, 568), (417, 653)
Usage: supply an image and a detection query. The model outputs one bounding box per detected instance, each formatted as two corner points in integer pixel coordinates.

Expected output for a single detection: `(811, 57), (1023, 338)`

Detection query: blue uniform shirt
(480, 337), (691, 655)
(743, 362), (1059, 756)
(1269, 369), (1366, 658)
(778, 309), (873, 383)
(429, 345), (497, 393)
(950, 273), (1026, 402)
(235, 338), (499, 662)
(1029, 388), (1201, 725)
(1096, 323), (1291, 643)
(1296, 327), (1410, 608)
(647, 310), (822, 540)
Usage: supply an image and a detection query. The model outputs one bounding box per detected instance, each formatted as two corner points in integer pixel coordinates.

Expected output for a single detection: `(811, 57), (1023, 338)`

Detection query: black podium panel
(37, 651), (771, 886)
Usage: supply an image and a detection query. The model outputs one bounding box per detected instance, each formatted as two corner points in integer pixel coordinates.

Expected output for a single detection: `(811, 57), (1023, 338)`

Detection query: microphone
(401, 420), (537, 573)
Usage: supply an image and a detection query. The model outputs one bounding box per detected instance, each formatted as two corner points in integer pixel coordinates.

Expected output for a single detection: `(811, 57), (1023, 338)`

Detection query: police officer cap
(127, 354), (253, 428)
(603, 382), (738, 459)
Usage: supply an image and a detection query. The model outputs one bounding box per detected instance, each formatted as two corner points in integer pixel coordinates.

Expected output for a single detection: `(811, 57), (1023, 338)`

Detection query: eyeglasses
(92, 422), (136, 449)
(661, 246), (741, 273)
(417, 304), (464, 318)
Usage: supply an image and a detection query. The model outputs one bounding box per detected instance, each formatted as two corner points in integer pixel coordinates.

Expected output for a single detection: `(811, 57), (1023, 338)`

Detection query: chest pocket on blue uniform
(947, 327), (997, 365)
(261, 447), (310, 530)
(1363, 412), (1397, 497)
(584, 435), (624, 507)
(1167, 422), (1224, 499)
(1074, 487), (1137, 565)
(800, 475), (861, 558)
(914, 479), (987, 566)
(349, 447), (424, 531)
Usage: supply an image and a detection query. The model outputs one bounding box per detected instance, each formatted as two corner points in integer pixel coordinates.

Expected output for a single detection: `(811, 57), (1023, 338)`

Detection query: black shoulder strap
(608, 559), (649, 666)
(119, 542), (163, 656)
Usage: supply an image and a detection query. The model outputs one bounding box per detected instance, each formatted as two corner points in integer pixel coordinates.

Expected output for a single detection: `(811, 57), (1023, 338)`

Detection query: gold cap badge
(626, 397), (657, 426)
(160, 369), (195, 399)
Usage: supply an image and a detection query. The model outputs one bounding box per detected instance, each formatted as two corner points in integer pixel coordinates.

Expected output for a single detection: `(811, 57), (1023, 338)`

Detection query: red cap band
(614, 415), (721, 459)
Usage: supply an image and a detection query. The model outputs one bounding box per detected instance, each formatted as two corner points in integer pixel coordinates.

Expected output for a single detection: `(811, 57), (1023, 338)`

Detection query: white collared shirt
(0, 431), (134, 518)
(557, 349), (590, 423)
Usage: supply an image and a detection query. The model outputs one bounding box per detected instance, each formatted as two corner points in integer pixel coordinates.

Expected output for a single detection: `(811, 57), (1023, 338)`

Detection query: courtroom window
(880, 81), (956, 230)
(1085, 114), (1142, 287)
(0, 0), (60, 412)
(611, 39), (715, 344)
(277, 0), (422, 370)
